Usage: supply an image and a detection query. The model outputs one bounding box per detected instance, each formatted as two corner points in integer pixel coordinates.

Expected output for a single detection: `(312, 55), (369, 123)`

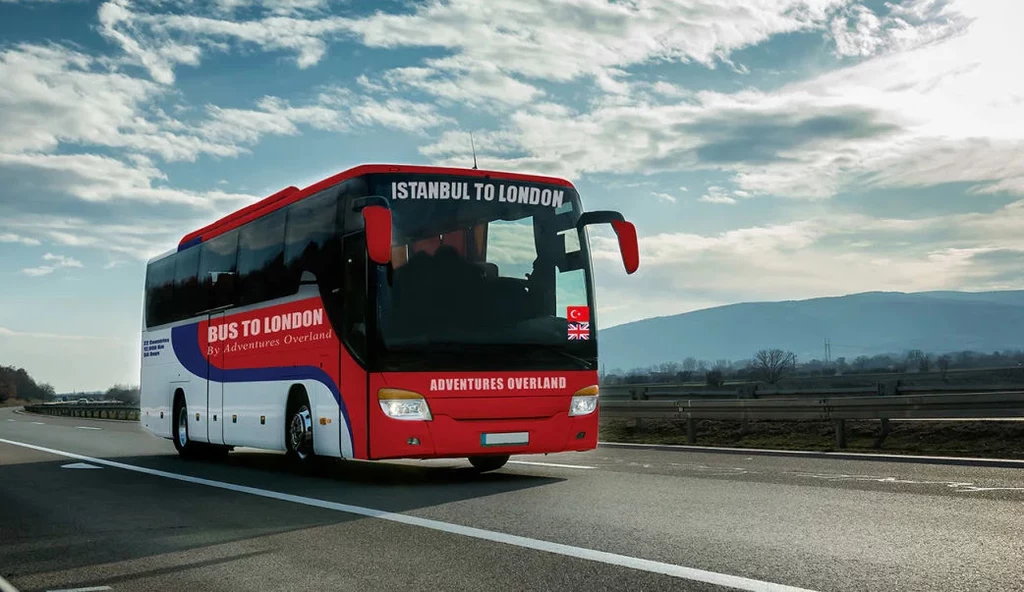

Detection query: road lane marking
(507, 460), (595, 470)
(6, 419), (14, 422)
(61, 462), (102, 470)
(0, 438), (815, 592)
(47, 586), (112, 592)
(0, 574), (20, 592)
(31, 422), (45, 425)
(76, 427), (103, 431)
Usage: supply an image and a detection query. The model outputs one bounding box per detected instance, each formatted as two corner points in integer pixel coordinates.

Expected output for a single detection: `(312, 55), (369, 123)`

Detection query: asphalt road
(2, 407), (1023, 592)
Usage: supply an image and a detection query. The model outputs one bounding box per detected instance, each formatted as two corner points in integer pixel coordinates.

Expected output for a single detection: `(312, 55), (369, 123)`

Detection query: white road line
(0, 574), (21, 592)
(31, 422), (45, 425)
(47, 586), (112, 592)
(76, 427), (103, 431)
(0, 438), (814, 592)
(507, 460), (595, 470)
(6, 419), (15, 422)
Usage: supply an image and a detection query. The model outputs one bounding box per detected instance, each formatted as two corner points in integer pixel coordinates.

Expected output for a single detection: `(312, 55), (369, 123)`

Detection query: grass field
(600, 418), (1024, 460)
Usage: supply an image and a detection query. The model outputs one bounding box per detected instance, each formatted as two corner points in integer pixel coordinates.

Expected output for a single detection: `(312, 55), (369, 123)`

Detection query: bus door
(207, 310), (226, 445)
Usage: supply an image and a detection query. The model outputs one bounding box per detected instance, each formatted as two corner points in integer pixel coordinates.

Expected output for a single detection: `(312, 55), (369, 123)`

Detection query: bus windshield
(366, 173), (597, 369)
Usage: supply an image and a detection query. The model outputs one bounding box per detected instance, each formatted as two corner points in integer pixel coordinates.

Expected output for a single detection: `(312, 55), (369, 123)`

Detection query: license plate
(480, 432), (529, 446)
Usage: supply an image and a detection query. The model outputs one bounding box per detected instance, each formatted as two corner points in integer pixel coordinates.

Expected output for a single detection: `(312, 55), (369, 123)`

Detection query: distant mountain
(597, 290), (1024, 371)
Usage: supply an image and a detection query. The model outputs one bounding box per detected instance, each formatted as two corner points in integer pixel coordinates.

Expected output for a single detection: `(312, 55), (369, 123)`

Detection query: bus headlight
(569, 385), (599, 417)
(378, 389), (432, 421)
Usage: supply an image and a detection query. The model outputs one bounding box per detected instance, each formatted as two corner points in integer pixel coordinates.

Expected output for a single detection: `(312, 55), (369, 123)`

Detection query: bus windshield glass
(366, 173), (596, 368)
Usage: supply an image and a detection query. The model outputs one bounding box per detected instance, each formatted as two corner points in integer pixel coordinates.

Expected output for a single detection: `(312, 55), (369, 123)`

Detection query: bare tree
(754, 349), (798, 384)
(905, 349), (925, 372)
(682, 357), (697, 372)
(937, 355), (951, 379)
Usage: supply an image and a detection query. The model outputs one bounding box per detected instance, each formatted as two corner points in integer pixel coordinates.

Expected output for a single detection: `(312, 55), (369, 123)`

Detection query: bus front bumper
(368, 412), (599, 460)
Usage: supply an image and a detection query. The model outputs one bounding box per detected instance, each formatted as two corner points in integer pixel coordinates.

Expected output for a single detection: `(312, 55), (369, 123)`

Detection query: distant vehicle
(139, 164), (639, 471)
(77, 398), (89, 404)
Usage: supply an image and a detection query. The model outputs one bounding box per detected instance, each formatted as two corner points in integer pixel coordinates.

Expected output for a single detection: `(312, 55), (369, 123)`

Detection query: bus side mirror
(611, 219), (639, 275)
(577, 211), (640, 275)
(362, 205), (392, 265)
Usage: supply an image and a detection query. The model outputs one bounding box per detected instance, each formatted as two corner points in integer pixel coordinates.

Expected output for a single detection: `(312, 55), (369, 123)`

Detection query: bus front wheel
(468, 455), (510, 473)
(285, 395), (314, 463)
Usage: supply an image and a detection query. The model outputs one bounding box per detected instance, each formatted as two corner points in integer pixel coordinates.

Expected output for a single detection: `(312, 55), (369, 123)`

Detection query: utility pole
(824, 338), (832, 367)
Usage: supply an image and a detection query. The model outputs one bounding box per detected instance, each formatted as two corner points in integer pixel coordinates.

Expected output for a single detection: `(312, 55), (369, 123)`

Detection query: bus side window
(198, 231), (239, 311)
(237, 210), (288, 306)
(284, 189), (338, 292)
(145, 255), (176, 327)
(172, 246), (201, 322)
(341, 233), (367, 360)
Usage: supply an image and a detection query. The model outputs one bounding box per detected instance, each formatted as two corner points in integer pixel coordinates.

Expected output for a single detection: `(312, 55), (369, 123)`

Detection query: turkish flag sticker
(567, 306), (590, 322)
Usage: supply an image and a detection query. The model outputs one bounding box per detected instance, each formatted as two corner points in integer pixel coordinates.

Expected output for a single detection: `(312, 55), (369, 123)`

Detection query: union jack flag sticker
(567, 322), (590, 340)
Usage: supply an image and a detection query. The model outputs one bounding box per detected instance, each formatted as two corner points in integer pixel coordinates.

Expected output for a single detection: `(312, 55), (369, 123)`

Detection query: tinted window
(340, 176), (370, 233)
(342, 233), (368, 360)
(237, 210), (288, 306)
(198, 231), (239, 311)
(145, 255), (176, 328)
(173, 246), (201, 321)
(284, 189), (338, 288)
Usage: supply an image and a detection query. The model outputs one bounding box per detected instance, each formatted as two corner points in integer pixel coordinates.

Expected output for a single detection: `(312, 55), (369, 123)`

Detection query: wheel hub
(177, 407), (188, 448)
(289, 406), (312, 458)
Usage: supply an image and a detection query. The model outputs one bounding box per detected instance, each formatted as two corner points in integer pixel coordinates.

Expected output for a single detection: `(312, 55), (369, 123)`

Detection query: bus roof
(177, 163), (577, 250)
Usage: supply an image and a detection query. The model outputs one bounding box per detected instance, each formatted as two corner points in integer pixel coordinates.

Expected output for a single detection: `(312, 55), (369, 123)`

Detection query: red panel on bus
(367, 370), (600, 460)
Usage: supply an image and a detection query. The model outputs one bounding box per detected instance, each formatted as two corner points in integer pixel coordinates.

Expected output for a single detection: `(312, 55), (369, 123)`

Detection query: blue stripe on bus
(170, 323), (353, 442)
(178, 237), (202, 251)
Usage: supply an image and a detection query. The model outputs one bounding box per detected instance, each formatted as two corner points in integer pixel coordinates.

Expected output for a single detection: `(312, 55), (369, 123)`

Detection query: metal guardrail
(24, 403), (140, 421)
(599, 391), (1024, 448)
(598, 381), (1023, 401)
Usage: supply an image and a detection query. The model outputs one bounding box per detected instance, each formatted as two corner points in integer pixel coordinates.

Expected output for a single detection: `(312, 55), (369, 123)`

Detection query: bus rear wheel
(468, 455), (510, 473)
(172, 397), (201, 459)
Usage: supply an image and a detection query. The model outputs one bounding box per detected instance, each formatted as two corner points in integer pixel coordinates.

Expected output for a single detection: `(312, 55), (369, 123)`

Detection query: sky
(1, 0), (1023, 392)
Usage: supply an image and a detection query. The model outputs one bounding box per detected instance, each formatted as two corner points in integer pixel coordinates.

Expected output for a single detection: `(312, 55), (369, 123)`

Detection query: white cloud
(0, 152), (257, 207)
(699, 186), (739, 204)
(0, 327), (116, 341)
(419, 0), (1024, 202)
(20, 252), (84, 276)
(345, 0), (850, 82)
(829, 0), (968, 58)
(377, 60), (543, 109)
(651, 192), (678, 203)
(88, 0), (854, 106)
(348, 97), (455, 134)
(0, 233), (40, 246)
(2, 214), (208, 260)
(42, 253), (83, 268)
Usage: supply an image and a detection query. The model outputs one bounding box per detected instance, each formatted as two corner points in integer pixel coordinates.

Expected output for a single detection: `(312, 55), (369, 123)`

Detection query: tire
(172, 397), (201, 459)
(285, 396), (314, 463)
(468, 455), (510, 473)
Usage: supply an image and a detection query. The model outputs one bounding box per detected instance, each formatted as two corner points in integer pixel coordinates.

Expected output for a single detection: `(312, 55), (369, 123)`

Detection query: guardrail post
(833, 419), (847, 449)
(872, 418), (891, 448)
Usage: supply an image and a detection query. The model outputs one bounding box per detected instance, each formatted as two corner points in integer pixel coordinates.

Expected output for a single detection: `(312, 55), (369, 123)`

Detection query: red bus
(140, 164), (638, 471)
